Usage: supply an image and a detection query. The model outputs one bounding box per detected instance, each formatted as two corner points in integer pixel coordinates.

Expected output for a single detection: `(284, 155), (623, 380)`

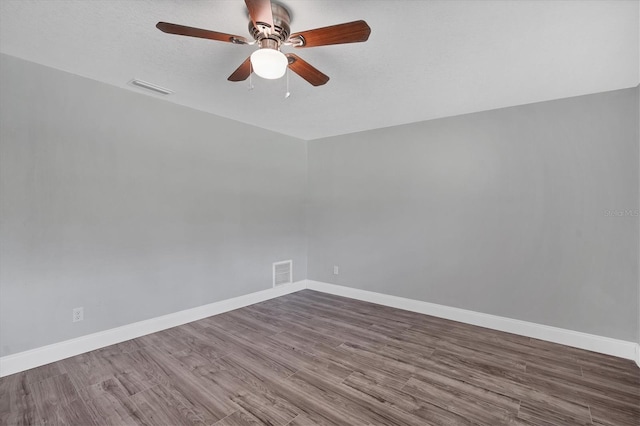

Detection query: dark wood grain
(290, 20), (371, 47)
(286, 54), (329, 86)
(156, 22), (248, 45)
(1, 289), (637, 425)
(227, 57), (253, 82)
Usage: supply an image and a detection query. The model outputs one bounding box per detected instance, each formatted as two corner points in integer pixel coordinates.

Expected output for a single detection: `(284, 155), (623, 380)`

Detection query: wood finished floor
(1, 290), (638, 426)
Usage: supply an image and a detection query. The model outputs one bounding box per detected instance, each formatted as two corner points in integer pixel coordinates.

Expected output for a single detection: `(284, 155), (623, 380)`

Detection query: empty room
(0, 0), (639, 425)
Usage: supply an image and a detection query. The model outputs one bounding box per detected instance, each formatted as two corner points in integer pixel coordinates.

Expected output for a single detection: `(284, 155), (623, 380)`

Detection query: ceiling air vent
(273, 260), (293, 287)
(129, 79), (173, 95)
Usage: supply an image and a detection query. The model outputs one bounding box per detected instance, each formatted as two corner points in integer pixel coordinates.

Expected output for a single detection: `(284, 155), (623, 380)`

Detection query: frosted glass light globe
(250, 48), (288, 79)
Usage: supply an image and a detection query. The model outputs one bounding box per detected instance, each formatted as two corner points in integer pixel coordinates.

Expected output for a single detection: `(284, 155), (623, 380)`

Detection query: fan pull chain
(248, 62), (254, 91)
(285, 66), (291, 99)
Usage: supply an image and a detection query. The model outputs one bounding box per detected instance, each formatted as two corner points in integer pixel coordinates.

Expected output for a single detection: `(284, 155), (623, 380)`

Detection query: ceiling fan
(156, 0), (371, 86)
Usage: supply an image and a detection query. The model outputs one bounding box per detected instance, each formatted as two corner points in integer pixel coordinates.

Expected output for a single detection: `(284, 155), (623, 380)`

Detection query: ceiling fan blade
(286, 54), (329, 86)
(289, 20), (371, 48)
(156, 22), (248, 44)
(228, 57), (253, 82)
(245, 0), (274, 31)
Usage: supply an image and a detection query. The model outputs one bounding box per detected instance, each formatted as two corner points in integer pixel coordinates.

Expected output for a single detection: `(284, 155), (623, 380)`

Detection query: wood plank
(525, 363), (639, 406)
(53, 398), (101, 426)
(30, 373), (80, 421)
(517, 400), (592, 425)
(139, 346), (240, 424)
(60, 351), (114, 388)
(404, 376), (520, 425)
(213, 409), (263, 426)
(130, 385), (206, 426)
(421, 350), (594, 421)
(284, 368), (426, 425)
(0, 372), (37, 426)
(24, 362), (66, 385)
(587, 399), (640, 426)
(80, 377), (149, 425)
(341, 371), (418, 412)
(230, 389), (299, 426)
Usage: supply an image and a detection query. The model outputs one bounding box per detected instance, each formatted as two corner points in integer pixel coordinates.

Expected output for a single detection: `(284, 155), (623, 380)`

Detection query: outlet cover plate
(72, 307), (84, 322)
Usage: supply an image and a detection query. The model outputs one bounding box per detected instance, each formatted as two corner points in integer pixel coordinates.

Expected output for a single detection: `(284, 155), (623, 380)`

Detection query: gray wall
(0, 54), (307, 357)
(308, 87), (639, 342)
(1, 53), (638, 358)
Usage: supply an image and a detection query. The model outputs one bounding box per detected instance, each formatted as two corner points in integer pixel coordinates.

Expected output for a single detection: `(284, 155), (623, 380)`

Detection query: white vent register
(273, 260), (293, 287)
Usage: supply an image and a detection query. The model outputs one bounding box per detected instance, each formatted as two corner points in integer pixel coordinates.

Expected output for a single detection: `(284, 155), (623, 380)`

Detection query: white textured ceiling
(1, 0), (638, 140)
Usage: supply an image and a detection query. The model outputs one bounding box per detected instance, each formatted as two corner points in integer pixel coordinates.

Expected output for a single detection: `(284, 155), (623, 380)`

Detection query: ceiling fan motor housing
(248, 2), (291, 46)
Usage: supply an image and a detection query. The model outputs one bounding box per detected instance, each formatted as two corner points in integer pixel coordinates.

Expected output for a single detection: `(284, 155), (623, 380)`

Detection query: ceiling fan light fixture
(156, 0), (371, 86)
(250, 48), (288, 79)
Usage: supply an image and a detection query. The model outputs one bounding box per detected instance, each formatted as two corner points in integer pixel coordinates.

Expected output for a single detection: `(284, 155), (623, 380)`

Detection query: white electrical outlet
(333, 265), (339, 275)
(72, 307), (84, 322)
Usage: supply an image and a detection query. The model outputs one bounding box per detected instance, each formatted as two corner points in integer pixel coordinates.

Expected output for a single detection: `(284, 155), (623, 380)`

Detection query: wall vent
(273, 260), (293, 287)
(129, 79), (173, 95)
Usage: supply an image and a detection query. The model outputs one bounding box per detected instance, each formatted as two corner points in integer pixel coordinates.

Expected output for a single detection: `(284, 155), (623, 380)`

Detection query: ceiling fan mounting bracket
(248, 2), (291, 46)
(258, 38), (280, 50)
(288, 35), (305, 47)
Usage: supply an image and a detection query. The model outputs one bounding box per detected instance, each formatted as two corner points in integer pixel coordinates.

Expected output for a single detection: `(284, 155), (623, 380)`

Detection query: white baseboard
(2, 279), (637, 377)
(0, 281), (307, 377)
(306, 280), (639, 363)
